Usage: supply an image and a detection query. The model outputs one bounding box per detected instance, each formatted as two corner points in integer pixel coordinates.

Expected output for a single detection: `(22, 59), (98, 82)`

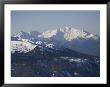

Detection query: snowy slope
(12, 27), (99, 42)
(12, 31), (41, 41)
(40, 27), (99, 41)
(12, 31), (30, 40)
(11, 27), (100, 56)
(39, 27), (100, 56)
(11, 41), (36, 53)
(11, 27), (100, 77)
(11, 40), (56, 54)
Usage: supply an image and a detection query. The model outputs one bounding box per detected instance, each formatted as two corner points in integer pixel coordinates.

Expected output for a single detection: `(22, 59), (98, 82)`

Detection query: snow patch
(11, 41), (36, 53)
(46, 43), (54, 49)
(68, 58), (82, 63)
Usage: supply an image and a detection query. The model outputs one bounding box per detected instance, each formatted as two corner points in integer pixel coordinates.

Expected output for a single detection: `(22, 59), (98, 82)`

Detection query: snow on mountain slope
(35, 41), (42, 45)
(12, 31), (30, 40)
(11, 41), (36, 53)
(11, 27), (100, 56)
(11, 40), (56, 54)
(40, 27), (99, 41)
(12, 27), (99, 42)
(45, 43), (54, 49)
(12, 31), (41, 41)
(11, 27), (100, 77)
(39, 29), (58, 38)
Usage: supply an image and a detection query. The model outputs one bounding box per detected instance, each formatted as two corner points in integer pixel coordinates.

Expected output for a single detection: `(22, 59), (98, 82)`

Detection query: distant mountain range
(11, 27), (100, 77)
(11, 27), (100, 56)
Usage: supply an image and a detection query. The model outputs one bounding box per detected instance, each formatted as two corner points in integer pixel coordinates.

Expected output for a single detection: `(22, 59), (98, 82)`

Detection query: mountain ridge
(11, 27), (100, 56)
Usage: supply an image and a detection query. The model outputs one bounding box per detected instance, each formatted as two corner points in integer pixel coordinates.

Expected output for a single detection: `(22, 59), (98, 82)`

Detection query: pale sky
(11, 11), (100, 35)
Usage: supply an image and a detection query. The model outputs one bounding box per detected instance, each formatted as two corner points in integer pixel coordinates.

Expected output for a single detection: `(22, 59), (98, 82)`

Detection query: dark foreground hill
(11, 46), (100, 77)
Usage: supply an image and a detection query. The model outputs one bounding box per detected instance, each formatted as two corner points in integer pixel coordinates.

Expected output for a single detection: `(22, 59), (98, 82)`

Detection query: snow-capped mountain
(11, 39), (56, 54)
(12, 27), (99, 41)
(12, 31), (41, 41)
(12, 31), (30, 40)
(38, 27), (100, 56)
(11, 27), (100, 56)
(11, 27), (100, 77)
(40, 27), (99, 41)
(11, 39), (100, 77)
(11, 40), (36, 53)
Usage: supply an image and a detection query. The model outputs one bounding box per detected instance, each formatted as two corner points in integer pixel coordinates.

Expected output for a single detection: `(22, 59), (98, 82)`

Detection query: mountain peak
(41, 29), (58, 38)
(40, 27), (99, 41)
(14, 31), (27, 36)
(11, 27), (100, 56)
(12, 27), (99, 42)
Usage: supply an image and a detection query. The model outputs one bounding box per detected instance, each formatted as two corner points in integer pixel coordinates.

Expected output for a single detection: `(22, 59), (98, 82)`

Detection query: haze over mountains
(11, 27), (100, 77)
(11, 27), (100, 56)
